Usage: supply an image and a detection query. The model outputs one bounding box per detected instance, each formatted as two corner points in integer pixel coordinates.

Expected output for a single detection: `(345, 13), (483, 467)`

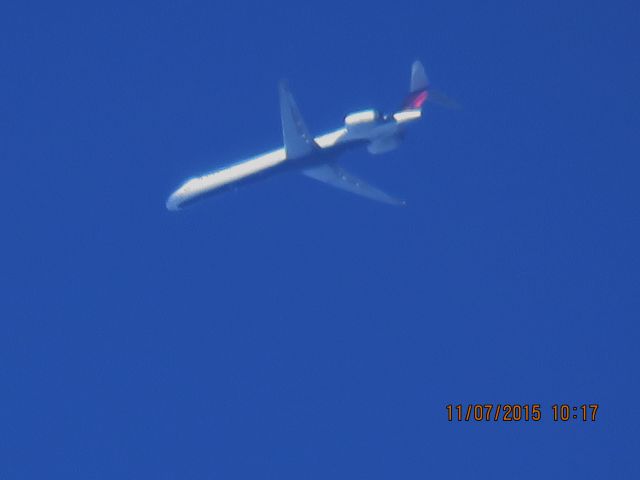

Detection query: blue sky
(1, 0), (639, 478)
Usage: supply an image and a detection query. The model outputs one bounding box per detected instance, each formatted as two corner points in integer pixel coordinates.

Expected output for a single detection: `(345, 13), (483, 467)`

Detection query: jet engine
(344, 109), (380, 136)
(344, 109), (379, 126)
(344, 109), (402, 152)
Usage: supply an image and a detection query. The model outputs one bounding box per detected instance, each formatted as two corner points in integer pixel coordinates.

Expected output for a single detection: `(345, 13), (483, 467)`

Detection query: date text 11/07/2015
(446, 404), (599, 422)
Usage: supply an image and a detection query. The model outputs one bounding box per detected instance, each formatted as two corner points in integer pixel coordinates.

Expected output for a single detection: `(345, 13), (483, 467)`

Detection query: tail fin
(402, 60), (430, 110)
(402, 60), (461, 110)
(410, 60), (429, 93)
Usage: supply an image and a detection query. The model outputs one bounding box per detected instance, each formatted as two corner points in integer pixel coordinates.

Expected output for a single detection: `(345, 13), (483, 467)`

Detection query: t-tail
(402, 60), (459, 110)
(402, 60), (430, 110)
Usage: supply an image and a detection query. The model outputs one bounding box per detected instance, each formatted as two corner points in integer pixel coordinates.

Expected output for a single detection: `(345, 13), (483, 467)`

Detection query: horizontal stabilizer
(302, 164), (405, 206)
(427, 88), (462, 110)
(279, 80), (318, 159)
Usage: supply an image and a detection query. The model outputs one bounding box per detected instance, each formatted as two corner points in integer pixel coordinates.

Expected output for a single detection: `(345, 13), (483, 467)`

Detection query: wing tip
(278, 78), (289, 90)
(389, 198), (407, 207)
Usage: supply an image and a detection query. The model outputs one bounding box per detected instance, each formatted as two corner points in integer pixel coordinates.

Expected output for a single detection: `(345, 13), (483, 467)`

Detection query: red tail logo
(403, 89), (429, 110)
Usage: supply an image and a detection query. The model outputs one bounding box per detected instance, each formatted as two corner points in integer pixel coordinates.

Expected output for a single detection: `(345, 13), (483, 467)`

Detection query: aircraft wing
(302, 164), (405, 206)
(279, 80), (318, 159)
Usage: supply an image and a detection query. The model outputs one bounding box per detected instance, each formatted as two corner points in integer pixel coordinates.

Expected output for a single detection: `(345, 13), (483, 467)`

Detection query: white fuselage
(166, 109), (420, 210)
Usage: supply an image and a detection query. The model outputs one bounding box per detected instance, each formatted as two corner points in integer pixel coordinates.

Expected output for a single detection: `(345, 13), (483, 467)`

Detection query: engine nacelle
(344, 109), (379, 129)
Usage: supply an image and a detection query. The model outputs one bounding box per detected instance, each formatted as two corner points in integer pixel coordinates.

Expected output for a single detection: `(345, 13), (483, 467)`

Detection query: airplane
(166, 60), (443, 211)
